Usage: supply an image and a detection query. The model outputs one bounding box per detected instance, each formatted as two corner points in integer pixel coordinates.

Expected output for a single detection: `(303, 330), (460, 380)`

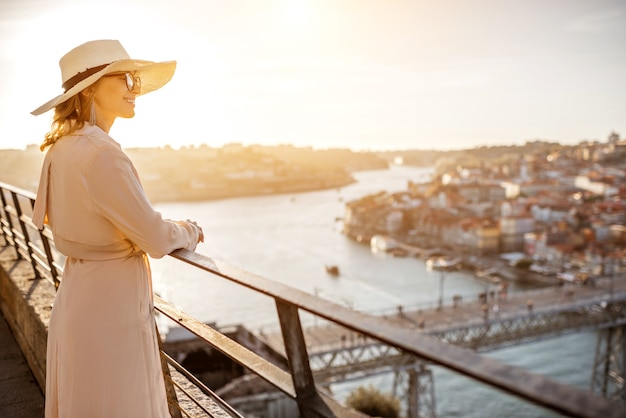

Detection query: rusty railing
(0, 180), (623, 418)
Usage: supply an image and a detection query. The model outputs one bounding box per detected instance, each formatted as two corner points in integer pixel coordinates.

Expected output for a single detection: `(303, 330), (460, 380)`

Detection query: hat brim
(31, 59), (176, 116)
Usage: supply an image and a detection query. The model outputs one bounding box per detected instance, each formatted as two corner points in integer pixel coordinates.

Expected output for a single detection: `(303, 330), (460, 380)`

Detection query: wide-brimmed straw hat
(31, 39), (176, 115)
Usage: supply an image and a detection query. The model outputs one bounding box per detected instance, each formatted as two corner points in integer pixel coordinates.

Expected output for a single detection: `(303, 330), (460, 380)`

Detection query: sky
(0, 0), (624, 151)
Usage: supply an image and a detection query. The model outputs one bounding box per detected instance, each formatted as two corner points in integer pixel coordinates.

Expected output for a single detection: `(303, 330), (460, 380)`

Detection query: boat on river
(426, 256), (462, 271)
(325, 265), (340, 276)
(370, 235), (397, 253)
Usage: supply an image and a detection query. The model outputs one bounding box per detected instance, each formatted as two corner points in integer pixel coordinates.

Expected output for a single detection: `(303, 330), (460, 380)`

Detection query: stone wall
(0, 245), (55, 392)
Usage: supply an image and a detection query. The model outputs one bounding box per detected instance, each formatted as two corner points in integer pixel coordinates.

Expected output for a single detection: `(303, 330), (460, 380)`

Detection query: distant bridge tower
(591, 325), (625, 401)
(392, 362), (436, 418)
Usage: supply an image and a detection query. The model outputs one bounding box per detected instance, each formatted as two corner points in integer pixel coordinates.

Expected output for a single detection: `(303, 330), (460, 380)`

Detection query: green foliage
(346, 385), (401, 418)
(514, 258), (533, 269)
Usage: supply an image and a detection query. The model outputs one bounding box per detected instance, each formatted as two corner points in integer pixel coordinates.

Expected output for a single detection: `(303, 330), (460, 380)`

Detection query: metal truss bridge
(259, 276), (626, 417)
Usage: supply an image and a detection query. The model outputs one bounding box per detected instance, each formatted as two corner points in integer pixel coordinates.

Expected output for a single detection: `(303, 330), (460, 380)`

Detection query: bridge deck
(260, 275), (626, 356)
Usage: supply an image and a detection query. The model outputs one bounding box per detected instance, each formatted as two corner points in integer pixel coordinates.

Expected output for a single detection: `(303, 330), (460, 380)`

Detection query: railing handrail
(167, 249), (624, 418)
(0, 180), (36, 200)
(1, 181), (624, 418)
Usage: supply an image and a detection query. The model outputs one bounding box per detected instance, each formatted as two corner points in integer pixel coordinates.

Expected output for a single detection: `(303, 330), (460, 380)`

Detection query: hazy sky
(1, 0), (624, 151)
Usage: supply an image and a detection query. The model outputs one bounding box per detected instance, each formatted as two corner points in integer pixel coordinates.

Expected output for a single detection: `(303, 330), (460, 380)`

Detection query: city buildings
(343, 133), (626, 280)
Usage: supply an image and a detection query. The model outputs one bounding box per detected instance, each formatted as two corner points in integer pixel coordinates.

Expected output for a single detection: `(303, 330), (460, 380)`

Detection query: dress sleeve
(86, 146), (200, 259)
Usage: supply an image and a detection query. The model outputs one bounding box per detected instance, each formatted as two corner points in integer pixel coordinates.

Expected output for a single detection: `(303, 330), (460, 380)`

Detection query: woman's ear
(79, 90), (89, 99)
(80, 84), (96, 99)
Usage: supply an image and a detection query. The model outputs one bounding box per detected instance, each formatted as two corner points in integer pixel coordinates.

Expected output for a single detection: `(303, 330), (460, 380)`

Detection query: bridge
(1, 180), (625, 418)
(251, 273), (626, 416)
(261, 276), (626, 350)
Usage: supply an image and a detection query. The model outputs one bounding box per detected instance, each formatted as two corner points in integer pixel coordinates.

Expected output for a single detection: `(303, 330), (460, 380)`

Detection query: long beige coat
(33, 125), (200, 418)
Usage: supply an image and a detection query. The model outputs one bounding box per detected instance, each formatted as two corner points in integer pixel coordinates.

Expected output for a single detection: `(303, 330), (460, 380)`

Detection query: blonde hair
(40, 88), (97, 151)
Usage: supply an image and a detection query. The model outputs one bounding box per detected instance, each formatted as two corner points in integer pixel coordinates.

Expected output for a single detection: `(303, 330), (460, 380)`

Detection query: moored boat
(325, 265), (340, 276)
(426, 256), (462, 271)
(370, 235), (397, 253)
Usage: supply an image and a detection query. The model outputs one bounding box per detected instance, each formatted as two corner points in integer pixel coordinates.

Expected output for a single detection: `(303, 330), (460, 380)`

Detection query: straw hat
(31, 39), (176, 115)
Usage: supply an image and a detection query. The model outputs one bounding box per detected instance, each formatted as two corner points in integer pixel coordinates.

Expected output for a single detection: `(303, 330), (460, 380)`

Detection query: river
(150, 165), (597, 418)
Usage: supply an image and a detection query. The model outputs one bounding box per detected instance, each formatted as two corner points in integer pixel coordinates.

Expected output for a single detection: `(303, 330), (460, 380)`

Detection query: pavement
(0, 309), (45, 418)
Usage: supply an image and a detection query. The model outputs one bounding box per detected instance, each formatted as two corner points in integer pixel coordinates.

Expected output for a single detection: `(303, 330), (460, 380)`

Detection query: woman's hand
(187, 220), (204, 243)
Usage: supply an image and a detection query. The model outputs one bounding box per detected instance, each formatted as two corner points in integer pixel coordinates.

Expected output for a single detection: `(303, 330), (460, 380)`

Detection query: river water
(150, 165), (597, 418)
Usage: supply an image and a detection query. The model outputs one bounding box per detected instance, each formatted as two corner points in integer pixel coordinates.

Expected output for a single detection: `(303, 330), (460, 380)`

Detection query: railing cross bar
(154, 295), (296, 398)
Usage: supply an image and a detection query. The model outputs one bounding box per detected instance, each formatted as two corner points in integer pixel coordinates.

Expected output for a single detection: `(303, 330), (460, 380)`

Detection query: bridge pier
(392, 362), (436, 418)
(591, 324), (626, 402)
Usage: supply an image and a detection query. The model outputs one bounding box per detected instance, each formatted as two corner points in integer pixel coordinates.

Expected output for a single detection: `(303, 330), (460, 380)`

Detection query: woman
(31, 40), (203, 418)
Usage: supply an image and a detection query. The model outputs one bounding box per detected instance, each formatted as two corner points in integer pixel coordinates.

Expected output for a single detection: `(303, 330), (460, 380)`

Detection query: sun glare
(283, 2), (314, 27)
(1, 1), (624, 152)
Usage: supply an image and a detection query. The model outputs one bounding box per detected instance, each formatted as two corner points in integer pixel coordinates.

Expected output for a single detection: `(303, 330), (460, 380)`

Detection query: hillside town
(343, 132), (626, 284)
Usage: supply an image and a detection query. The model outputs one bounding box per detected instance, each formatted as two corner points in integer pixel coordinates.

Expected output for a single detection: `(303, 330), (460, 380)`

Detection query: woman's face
(91, 72), (138, 131)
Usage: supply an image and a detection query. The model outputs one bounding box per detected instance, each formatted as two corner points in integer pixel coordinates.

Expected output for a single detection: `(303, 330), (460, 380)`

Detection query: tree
(513, 258), (533, 270)
(345, 385), (401, 418)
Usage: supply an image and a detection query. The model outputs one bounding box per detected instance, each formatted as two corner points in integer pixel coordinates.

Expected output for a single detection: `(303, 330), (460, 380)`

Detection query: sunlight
(283, 1), (314, 27)
(1, 1), (624, 151)
(8, 2), (221, 150)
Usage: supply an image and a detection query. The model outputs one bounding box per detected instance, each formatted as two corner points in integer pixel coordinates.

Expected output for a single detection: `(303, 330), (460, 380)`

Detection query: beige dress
(33, 125), (200, 418)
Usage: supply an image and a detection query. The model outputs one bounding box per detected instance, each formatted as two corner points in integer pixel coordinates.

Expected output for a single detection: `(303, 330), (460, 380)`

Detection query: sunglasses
(105, 72), (141, 94)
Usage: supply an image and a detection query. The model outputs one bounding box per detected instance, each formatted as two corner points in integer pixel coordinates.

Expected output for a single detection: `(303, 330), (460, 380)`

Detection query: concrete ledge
(0, 244), (55, 392)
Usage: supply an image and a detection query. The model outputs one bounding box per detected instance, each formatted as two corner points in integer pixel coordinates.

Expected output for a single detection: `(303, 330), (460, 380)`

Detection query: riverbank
(0, 144), (386, 203)
(347, 231), (558, 289)
(143, 175), (357, 204)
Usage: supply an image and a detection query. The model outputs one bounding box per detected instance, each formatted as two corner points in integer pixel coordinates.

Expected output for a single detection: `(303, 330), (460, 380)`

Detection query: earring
(89, 102), (96, 125)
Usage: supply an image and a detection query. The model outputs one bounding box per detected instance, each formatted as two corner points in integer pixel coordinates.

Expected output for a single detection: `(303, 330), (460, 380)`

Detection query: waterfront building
(499, 216), (535, 253)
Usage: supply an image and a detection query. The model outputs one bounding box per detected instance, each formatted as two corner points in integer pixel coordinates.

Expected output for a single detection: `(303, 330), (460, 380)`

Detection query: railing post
(276, 300), (334, 418)
(156, 324), (182, 418)
(407, 368), (419, 418)
(11, 192), (41, 279)
(0, 188), (7, 242)
(0, 188), (20, 257)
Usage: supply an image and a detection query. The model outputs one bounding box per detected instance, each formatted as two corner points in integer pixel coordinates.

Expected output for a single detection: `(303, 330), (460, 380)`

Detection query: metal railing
(0, 180), (623, 418)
